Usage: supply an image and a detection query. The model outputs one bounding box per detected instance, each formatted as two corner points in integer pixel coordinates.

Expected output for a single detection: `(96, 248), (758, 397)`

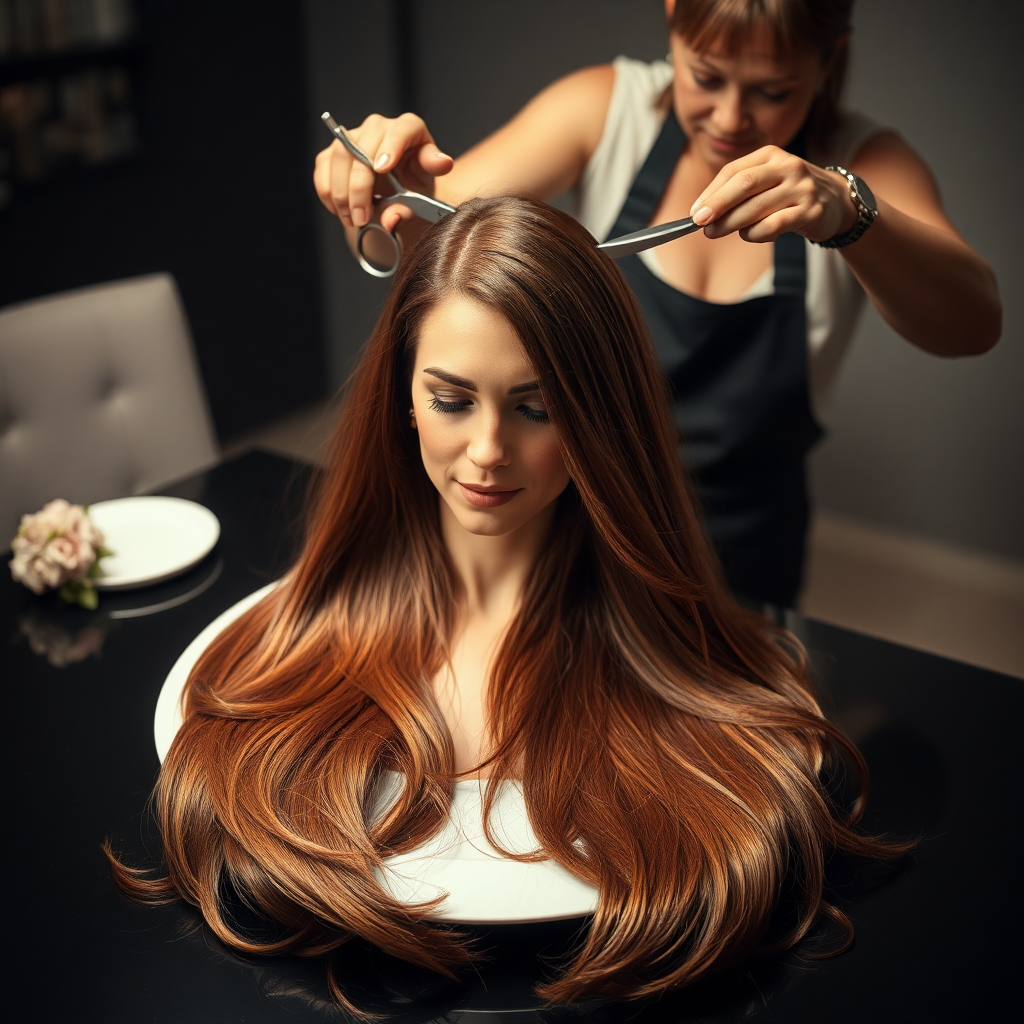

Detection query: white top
(574, 57), (888, 423)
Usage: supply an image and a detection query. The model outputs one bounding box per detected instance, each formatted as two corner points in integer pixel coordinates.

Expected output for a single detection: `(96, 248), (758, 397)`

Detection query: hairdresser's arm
(839, 133), (1001, 355)
(690, 133), (1001, 356)
(312, 65), (614, 257)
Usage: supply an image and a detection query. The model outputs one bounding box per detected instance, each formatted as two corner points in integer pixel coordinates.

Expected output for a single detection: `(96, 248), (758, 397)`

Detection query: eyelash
(427, 395), (550, 423)
(428, 396), (468, 414)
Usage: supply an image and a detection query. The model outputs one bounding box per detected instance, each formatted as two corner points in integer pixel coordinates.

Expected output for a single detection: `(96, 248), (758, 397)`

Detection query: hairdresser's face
(669, 20), (827, 172)
(411, 295), (570, 540)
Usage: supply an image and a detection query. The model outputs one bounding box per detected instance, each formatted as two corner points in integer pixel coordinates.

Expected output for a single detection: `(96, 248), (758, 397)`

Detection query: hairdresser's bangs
(673, 0), (815, 60)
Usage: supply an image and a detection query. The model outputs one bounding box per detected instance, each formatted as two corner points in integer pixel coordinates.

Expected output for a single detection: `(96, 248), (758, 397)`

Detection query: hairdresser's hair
(669, 0), (854, 147)
(107, 194), (902, 1012)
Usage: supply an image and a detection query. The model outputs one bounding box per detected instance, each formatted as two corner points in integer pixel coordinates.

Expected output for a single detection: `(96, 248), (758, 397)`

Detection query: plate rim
(90, 495), (221, 589)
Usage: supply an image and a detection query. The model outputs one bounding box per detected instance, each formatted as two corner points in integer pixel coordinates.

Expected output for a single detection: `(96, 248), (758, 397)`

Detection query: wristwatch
(814, 166), (879, 249)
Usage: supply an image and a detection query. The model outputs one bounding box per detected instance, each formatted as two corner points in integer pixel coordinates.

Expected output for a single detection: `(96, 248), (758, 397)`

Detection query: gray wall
(809, 0), (1024, 560)
(304, 0), (1022, 560)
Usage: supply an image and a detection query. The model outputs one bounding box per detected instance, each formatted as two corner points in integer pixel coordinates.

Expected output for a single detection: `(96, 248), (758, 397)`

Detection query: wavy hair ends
(106, 193), (909, 1014)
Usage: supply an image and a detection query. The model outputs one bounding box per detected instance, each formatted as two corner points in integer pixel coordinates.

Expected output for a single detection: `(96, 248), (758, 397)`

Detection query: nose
(712, 86), (750, 135)
(466, 410), (511, 471)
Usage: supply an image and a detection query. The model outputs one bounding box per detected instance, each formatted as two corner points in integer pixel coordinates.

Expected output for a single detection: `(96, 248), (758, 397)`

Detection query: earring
(408, 407), (417, 429)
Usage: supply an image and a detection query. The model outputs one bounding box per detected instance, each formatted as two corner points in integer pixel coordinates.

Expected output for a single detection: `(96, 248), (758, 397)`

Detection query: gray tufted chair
(0, 273), (219, 542)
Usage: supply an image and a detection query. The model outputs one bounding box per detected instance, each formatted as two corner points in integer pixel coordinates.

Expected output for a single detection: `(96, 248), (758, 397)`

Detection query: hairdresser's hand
(688, 146), (858, 244)
(313, 112), (454, 232)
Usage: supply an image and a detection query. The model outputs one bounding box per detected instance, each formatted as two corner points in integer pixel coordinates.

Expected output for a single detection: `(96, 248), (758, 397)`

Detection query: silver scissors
(322, 110), (701, 275)
(597, 216), (703, 258)
(322, 112), (456, 278)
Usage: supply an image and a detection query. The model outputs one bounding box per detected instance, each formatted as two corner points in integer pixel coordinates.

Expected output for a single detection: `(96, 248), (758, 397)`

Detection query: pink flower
(9, 500), (108, 598)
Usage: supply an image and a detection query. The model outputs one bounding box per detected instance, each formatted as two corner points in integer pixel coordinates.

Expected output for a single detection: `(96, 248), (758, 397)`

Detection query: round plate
(154, 584), (600, 925)
(90, 496), (220, 590)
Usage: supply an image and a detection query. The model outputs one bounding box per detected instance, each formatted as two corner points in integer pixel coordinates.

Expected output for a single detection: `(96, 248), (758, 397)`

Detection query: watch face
(854, 175), (877, 214)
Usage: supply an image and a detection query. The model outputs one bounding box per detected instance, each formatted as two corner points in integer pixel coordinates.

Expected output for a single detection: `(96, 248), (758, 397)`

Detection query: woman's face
(411, 295), (570, 539)
(668, 20), (829, 171)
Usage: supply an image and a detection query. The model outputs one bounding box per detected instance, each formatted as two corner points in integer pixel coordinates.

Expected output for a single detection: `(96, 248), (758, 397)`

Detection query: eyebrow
(690, 58), (801, 84)
(423, 367), (541, 395)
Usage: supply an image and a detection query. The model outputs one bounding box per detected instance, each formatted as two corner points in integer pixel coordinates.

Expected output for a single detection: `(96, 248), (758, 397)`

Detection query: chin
(456, 514), (521, 538)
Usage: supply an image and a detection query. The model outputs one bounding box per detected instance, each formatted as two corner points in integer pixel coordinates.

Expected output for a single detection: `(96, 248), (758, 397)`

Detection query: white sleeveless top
(572, 57), (888, 423)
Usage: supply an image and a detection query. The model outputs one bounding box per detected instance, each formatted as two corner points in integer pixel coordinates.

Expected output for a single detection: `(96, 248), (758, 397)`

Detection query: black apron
(607, 112), (821, 608)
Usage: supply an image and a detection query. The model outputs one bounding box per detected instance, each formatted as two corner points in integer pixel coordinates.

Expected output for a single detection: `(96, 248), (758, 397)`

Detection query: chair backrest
(0, 273), (218, 542)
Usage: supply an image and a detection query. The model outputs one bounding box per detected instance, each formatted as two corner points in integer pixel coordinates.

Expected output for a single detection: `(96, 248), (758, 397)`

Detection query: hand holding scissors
(321, 112), (456, 278)
(321, 111), (701, 276)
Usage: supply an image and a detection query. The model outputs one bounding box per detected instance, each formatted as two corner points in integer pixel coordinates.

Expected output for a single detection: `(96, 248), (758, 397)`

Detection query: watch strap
(814, 165), (878, 249)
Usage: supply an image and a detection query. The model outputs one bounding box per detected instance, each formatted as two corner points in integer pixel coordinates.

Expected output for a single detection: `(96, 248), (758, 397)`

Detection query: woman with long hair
(314, 0), (1001, 609)
(108, 194), (905, 1013)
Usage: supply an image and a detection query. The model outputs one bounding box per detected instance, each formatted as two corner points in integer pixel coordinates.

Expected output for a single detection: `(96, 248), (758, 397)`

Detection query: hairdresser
(313, 0), (1001, 609)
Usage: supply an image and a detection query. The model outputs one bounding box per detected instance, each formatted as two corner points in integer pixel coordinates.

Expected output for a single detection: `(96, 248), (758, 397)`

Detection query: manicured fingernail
(692, 206), (712, 225)
(374, 152), (389, 170)
(437, 151), (452, 161)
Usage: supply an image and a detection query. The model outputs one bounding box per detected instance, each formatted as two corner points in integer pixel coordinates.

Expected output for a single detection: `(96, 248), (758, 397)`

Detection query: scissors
(322, 112), (457, 278)
(322, 111), (703, 276)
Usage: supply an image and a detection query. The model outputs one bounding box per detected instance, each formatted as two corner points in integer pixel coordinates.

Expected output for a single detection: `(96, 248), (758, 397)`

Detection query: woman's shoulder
(608, 54), (675, 98)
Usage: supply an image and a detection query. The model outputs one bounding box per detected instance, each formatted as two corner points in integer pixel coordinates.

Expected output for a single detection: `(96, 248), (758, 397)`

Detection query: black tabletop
(5, 450), (1020, 1024)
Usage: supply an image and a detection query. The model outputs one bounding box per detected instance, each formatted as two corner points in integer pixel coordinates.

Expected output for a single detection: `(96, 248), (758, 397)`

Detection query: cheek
(761, 90), (818, 140)
(528, 434), (571, 492)
(416, 417), (463, 476)
(674, 83), (711, 123)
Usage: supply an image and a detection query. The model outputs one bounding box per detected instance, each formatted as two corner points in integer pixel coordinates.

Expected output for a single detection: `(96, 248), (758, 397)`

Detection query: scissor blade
(394, 192), (457, 222)
(597, 217), (701, 258)
(321, 112), (374, 169)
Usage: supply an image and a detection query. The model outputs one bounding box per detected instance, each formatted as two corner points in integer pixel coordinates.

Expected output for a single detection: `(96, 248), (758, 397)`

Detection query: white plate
(154, 583), (600, 925)
(90, 496), (220, 590)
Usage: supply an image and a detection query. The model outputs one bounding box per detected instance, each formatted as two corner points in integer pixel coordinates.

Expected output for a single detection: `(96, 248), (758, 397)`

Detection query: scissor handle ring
(356, 223), (402, 279)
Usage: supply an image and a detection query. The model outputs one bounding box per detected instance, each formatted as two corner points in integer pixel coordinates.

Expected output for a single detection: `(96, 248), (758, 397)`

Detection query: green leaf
(78, 585), (99, 610)
(57, 581), (77, 604)
(95, 546), (114, 559)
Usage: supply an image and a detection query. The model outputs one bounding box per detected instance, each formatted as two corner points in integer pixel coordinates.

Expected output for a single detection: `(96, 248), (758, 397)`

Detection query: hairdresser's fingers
(737, 203), (808, 243)
(347, 148), (379, 229)
(374, 113), (454, 195)
(701, 182), (790, 240)
(695, 147), (859, 242)
(314, 140), (356, 227)
(344, 114), (396, 228)
(379, 202), (416, 236)
(689, 146), (787, 228)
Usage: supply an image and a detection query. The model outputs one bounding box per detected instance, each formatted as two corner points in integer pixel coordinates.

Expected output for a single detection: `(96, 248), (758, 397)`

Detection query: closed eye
(518, 404), (549, 423)
(758, 88), (792, 102)
(428, 395), (470, 413)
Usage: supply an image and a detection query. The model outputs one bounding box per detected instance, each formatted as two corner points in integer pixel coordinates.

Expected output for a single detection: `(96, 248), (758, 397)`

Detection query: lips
(707, 133), (756, 153)
(458, 482), (522, 508)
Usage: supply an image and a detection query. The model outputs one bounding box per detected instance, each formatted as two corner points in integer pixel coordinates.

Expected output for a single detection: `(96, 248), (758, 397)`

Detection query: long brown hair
(107, 194), (903, 1012)
(669, 0), (854, 147)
